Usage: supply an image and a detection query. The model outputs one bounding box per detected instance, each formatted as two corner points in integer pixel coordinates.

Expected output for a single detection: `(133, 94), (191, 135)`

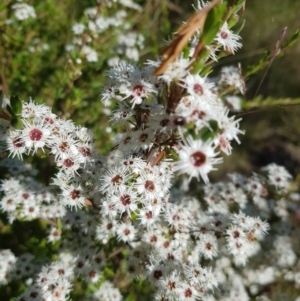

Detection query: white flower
(100, 166), (129, 194)
(21, 119), (52, 153)
(117, 222), (136, 243)
(60, 183), (87, 209)
(165, 204), (190, 231)
(181, 73), (215, 102)
(12, 3), (36, 21)
(215, 22), (242, 54)
(22, 99), (50, 119)
(96, 218), (117, 244)
(72, 23), (85, 35)
(213, 106), (244, 144)
(21, 199), (40, 219)
(262, 163), (292, 190)
(118, 69), (157, 107)
(6, 129), (27, 159)
(56, 154), (82, 175)
(75, 127), (94, 143)
(197, 233), (218, 259)
(50, 133), (78, 161)
(111, 188), (138, 215)
(82, 46), (98, 62)
(93, 281), (122, 301)
(148, 57), (190, 85)
(158, 271), (180, 299)
(214, 134), (232, 155)
(0, 195), (18, 213)
(177, 281), (200, 301)
(138, 206), (161, 228)
(47, 227), (61, 243)
(219, 66), (245, 95)
(131, 128), (155, 150)
(135, 171), (164, 202)
(174, 135), (222, 183)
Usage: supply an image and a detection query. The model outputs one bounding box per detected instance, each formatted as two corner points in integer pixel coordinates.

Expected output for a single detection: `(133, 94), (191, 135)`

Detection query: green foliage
(9, 95), (22, 116)
(202, 3), (227, 46)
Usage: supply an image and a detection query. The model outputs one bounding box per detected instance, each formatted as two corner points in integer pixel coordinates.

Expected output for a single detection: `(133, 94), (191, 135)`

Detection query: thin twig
(254, 27), (287, 98)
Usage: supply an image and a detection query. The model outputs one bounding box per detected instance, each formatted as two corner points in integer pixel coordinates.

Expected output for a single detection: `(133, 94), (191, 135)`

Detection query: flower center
(70, 189), (80, 200)
(13, 137), (23, 148)
(160, 119), (170, 127)
(132, 84), (145, 97)
(111, 174), (122, 186)
(145, 180), (155, 191)
(190, 151), (206, 167)
(29, 128), (43, 141)
(120, 194), (131, 206)
(139, 133), (148, 142)
(59, 141), (69, 152)
(79, 146), (91, 157)
(63, 159), (74, 168)
(220, 31), (228, 39)
(193, 83), (204, 95)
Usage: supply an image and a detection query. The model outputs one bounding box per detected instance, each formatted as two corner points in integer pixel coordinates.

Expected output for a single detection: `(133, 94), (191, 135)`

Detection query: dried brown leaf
(153, 0), (222, 76)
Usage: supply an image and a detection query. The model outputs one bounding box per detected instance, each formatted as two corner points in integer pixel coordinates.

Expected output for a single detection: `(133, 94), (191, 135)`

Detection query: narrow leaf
(10, 95), (22, 115)
(10, 117), (23, 129)
(202, 3), (227, 46)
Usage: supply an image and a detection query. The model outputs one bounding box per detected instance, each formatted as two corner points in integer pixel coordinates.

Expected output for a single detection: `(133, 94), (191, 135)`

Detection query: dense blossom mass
(0, 1), (299, 301)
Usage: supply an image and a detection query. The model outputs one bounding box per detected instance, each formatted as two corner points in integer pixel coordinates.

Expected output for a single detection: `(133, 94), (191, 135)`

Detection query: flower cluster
(67, 1), (143, 64)
(0, 1), (299, 300)
(1, 153), (299, 300)
(11, 1), (36, 21)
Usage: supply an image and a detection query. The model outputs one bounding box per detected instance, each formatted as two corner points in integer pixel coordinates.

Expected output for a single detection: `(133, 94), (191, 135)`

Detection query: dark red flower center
(190, 151), (206, 167)
(145, 180), (155, 191)
(220, 31), (228, 39)
(13, 137), (23, 148)
(193, 83), (204, 95)
(79, 146), (91, 157)
(29, 128), (43, 141)
(132, 84), (145, 97)
(63, 158), (74, 168)
(120, 194), (131, 206)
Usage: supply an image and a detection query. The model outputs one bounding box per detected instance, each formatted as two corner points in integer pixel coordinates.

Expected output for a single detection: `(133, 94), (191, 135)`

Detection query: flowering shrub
(0, 0), (147, 143)
(0, 0), (300, 301)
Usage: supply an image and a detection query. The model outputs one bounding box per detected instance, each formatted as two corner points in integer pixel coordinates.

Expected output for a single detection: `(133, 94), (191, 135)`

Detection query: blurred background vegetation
(0, 0), (300, 299)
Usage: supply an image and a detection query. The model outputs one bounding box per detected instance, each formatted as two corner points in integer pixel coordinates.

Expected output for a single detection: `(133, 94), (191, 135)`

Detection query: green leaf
(227, 13), (239, 29)
(56, 218), (62, 231)
(283, 29), (300, 48)
(234, 19), (246, 35)
(6, 105), (14, 117)
(10, 117), (23, 129)
(208, 120), (219, 133)
(182, 44), (190, 59)
(231, 0), (246, 14)
(198, 120), (219, 141)
(10, 95), (22, 115)
(125, 292), (136, 301)
(191, 48), (210, 74)
(202, 3), (227, 46)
